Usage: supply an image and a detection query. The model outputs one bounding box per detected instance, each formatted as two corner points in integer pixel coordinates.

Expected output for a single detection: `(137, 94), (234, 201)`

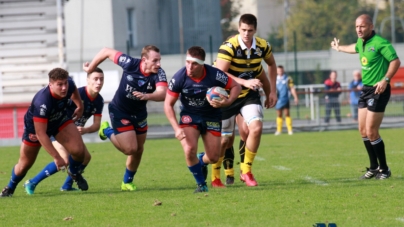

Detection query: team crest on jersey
(361, 56), (368, 65)
(158, 69), (167, 81)
(368, 46), (375, 52)
(216, 71), (228, 85)
(237, 49), (242, 57)
(121, 119), (130, 125)
(255, 47), (262, 57)
(367, 98), (374, 106)
(119, 56), (127, 63)
(138, 80), (145, 87)
(40, 104), (47, 116)
(181, 115), (192, 123)
(127, 75), (134, 81)
(169, 79), (175, 90)
(29, 133), (38, 142)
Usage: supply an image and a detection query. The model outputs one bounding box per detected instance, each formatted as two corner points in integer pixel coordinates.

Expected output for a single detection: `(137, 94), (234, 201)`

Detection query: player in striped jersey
(213, 14), (278, 187)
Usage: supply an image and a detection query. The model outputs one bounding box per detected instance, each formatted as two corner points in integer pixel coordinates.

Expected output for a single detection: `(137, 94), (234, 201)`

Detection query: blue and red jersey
(167, 65), (232, 117)
(24, 79), (77, 134)
(110, 52), (168, 115)
(68, 86), (104, 127)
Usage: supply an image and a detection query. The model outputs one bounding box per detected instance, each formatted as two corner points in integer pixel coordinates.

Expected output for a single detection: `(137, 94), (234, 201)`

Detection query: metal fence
(1, 85), (404, 147)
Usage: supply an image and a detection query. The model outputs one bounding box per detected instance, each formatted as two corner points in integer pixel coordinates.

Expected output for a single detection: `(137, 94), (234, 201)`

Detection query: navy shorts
(22, 119), (73, 146)
(358, 85), (390, 112)
(108, 103), (148, 135)
(179, 112), (221, 137)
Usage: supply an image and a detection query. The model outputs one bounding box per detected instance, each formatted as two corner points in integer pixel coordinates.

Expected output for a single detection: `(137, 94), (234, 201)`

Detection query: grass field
(1, 129), (404, 226)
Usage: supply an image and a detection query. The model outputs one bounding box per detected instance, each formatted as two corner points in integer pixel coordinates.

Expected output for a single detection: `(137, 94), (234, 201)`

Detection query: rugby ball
(206, 86), (228, 101)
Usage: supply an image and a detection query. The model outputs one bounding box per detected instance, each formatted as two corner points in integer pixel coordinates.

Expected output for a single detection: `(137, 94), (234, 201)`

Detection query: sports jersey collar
(49, 86), (64, 100)
(238, 34), (256, 50)
(85, 86), (98, 101)
(363, 30), (376, 42)
(140, 60), (151, 77)
(187, 66), (206, 83)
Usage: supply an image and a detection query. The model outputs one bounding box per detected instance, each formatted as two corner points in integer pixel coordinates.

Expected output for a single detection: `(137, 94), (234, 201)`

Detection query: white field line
(396, 217), (404, 222)
(272, 166), (291, 171)
(304, 176), (329, 186)
(254, 156), (265, 161)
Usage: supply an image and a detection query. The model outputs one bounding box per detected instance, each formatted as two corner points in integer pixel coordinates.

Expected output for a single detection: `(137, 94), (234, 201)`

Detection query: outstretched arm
(331, 38), (357, 54)
(83, 47), (120, 73)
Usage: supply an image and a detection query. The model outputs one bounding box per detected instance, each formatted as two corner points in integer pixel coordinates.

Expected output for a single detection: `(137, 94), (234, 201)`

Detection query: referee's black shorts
(358, 85), (390, 112)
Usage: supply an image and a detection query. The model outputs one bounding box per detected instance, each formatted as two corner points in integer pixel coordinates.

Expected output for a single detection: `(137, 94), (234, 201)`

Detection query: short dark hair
(48, 68), (69, 81)
(141, 45), (160, 58)
(239, 14), (257, 29)
(277, 65), (284, 69)
(187, 46), (206, 61)
(87, 67), (104, 77)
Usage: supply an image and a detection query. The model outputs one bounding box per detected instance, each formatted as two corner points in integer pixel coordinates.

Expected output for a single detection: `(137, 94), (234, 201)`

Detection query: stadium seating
(0, 0), (65, 103)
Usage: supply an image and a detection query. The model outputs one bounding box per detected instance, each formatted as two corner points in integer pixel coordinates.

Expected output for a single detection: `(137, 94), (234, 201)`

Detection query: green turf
(1, 129), (404, 226)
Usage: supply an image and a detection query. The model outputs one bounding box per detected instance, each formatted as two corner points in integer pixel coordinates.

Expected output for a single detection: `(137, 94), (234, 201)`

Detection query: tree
(269, 0), (375, 51)
(220, 0), (242, 41)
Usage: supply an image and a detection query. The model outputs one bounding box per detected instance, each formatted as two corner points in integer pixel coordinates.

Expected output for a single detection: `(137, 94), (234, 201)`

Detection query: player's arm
(330, 38), (357, 54)
(134, 84), (167, 101)
(83, 47), (120, 73)
(34, 121), (66, 170)
(164, 93), (186, 141)
(70, 88), (84, 121)
(78, 115), (101, 135)
(216, 59), (262, 90)
(209, 77), (241, 108)
(375, 58), (401, 94)
(290, 86), (299, 105)
(263, 54), (278, 108)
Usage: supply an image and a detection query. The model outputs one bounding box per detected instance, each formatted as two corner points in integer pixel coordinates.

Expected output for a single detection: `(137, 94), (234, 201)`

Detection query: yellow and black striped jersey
(216, 34), (272, 98)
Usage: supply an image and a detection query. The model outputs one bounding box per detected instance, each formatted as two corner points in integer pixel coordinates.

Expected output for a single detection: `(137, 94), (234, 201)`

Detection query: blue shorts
(179, 112), (221, 137)
(22, 119), (73, 146)
(108, 103), (148, 135)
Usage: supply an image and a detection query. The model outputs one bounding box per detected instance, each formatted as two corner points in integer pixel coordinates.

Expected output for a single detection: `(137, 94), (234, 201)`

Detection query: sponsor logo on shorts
(206, 121), (220, 130)
(367, 98), (374, 106)
(121, 119), (130, 125)
(138, 119), (147, 128)
(181, 115), (192, 123)
(29, 133), (38, 142)
(138, 80), (145, 86)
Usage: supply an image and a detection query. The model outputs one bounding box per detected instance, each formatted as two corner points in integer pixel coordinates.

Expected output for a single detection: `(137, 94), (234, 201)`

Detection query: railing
(1, 87), (404, 146)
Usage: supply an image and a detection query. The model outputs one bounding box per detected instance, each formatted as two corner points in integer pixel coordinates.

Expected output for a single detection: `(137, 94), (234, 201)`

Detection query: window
(127, 8), (137, 48)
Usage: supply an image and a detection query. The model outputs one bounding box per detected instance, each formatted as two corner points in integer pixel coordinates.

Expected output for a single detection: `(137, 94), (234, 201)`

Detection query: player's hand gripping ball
(206, 86), (228, 102)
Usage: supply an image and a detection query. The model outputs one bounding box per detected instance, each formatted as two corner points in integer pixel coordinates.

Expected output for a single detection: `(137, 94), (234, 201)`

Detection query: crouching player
(23, 68), (104, 194)
(1, 68), (86, 197)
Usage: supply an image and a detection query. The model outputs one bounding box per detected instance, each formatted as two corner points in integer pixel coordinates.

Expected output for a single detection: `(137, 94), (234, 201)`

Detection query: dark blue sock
(61, 164), (87, 189)
(68, 155), (82, 175)
(105, 127), (114, 139)
(188, 163), (205, 185)
(198, 152), (207, 166)
(30, 162), (58, 184)
(61, 175), (74, 190)
(7, 167), (26, 189)
(123, 168), (136, 183)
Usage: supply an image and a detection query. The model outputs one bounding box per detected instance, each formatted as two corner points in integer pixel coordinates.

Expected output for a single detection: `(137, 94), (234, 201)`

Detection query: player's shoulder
(220, 36), (238, 49)
(255, 36), (270, 48)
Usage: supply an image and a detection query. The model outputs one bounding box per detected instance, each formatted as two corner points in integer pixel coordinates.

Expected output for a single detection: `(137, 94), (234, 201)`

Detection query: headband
(186, 56), (204, 65)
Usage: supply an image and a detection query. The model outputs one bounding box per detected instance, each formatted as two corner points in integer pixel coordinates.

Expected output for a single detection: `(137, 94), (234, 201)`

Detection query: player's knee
(248, 120), (263, 136)
(205, 153), (219, 163)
